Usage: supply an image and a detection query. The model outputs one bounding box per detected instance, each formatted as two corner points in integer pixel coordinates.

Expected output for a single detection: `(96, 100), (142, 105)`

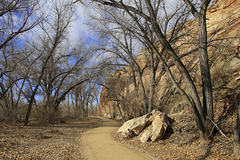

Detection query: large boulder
(117, 113), (152, 139)
(151, 112), (170, 141)
(139, 111), (170, 143)
(139, 126), (152, 143)
(118, 110), (171, 142)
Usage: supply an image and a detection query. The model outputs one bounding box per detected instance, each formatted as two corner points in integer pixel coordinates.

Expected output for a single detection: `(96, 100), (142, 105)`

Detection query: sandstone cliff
(99, 0), (240, 120)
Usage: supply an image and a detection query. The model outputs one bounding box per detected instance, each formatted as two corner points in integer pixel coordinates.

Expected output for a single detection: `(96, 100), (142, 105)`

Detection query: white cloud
(68, 5), (87, 46)
(68, 3), (97, 47)
(14, 0), (95, 51)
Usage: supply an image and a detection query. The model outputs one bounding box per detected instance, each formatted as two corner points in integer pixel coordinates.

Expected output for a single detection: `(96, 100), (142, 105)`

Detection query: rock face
(118, 110), (171, 142)
(98, 0), (240, 119)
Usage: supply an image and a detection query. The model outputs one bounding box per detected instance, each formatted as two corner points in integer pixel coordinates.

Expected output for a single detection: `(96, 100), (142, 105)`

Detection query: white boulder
(117, 113), (152, 138)
(139, 111), (170, 142)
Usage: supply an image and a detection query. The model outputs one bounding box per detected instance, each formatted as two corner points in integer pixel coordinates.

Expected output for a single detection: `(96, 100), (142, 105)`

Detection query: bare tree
(23, 0), (75, 125)
(0, 0), (44, 49)
(85, 0), (216, 142)
(0, 0), (45, 122)
(183, 0), (214, 138)
(0, 38), (36, 122)
(88, 5), (157, 115)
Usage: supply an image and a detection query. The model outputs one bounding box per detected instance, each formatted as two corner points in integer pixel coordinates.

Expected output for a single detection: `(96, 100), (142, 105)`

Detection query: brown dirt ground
(0, 111), (237, 160)
(0, 117), (102, 160)
(113, 109), (237, 160)
(81, 116), (155, 160)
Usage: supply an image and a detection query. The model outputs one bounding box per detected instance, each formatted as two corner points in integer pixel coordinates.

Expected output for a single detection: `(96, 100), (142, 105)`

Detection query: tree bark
(183, 0), (214, 138)
(136, 69), (148, 114)
(234, 96), (240, 158)
(198, 6), (214, 137)
(24, 84), (40, 126)
(148, 50), (155, 113)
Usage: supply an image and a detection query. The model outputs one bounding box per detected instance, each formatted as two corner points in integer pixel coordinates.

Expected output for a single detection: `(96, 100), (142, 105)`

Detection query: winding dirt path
(81, 117), (155, 160)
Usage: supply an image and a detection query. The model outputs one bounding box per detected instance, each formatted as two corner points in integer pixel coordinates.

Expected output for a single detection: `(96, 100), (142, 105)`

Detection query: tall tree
(87, 0), (212, 142)
(183, 0), (214, 137)
(24, 0), (75, 125)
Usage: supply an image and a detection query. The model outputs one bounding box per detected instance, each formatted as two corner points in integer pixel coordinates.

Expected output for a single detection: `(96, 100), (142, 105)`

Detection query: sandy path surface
(81, 117), (155, 160)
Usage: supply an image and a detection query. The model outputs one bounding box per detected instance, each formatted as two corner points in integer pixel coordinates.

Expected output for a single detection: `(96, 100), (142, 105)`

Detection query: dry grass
(0, 117), (102, 160)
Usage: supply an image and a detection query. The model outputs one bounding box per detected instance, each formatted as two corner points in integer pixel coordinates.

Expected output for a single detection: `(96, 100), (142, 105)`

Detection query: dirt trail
(81, 117), (155, 160)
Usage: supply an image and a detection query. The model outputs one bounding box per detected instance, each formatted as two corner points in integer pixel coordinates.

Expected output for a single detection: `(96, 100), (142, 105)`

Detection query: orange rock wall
(99, 0), (240, 119)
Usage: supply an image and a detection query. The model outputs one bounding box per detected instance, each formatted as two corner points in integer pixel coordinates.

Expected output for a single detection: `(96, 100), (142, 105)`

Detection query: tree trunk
(148, 49), (155, 113)
(136, 70), (148, 114)
(198, 10), (214, 138)
(182, 0), (214, 141)
(116, 100), (125, 120)
(24, 82), (41, 126)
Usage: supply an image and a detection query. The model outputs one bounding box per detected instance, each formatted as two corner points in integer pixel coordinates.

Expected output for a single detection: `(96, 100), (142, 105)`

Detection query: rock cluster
(117, 110), (171, 143)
